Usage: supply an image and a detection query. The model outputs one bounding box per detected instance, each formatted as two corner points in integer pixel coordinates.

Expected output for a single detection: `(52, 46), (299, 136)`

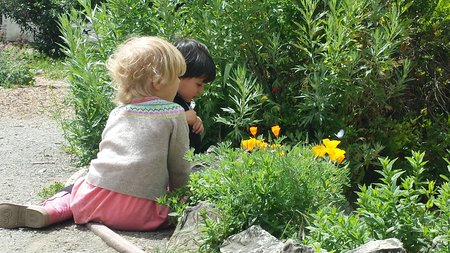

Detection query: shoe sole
(0, 203), (49, 229)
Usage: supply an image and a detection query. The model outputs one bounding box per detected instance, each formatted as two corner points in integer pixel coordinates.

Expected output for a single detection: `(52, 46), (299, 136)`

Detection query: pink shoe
(0, 203), (50, 229)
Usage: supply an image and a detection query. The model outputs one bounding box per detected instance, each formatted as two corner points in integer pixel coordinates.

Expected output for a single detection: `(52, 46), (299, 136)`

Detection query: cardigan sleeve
(167, 113), (191, 191)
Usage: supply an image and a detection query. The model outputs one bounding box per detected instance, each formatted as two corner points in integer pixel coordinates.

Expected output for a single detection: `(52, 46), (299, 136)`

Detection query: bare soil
(0, 76), (172, 252)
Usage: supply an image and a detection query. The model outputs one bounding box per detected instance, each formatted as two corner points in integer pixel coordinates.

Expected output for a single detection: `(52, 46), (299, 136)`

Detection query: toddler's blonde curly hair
(106, 36), (186, 104)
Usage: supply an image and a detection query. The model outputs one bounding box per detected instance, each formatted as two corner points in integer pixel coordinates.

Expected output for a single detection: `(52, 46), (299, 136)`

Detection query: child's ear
(152, 81), (161, 91)
(151, 77), (163, 90)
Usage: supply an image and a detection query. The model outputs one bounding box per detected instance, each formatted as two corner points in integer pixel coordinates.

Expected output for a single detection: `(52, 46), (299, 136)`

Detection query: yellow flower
(323, 138), (340, 149)
(270, 143), (282, 149)
(256, 140), (268, 149)
(336, 153), (346, 164)
(312, 145), (327, 157)
(248, 138), (256, 151)
(241, 138), (257, 151)
(271, 125), (281, 138)
(312, 138), (346, 164)
(250, 126), (258, 137)
(329, 148), (346, 164)
(242, 139), (249, 150)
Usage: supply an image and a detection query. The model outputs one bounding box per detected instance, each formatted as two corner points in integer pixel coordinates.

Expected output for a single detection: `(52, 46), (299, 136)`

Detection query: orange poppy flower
(250, 126), (258, 137)
(271, 125), (281, 138)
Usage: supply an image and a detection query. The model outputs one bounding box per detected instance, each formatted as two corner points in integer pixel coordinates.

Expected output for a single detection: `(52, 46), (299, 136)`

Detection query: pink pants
(41, 179), (171, 231)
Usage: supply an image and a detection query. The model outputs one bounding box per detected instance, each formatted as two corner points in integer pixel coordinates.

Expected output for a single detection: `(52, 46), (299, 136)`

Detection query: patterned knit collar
(130, 96), (160, 104)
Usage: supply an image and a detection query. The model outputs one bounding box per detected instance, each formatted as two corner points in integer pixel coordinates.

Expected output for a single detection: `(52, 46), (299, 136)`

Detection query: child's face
(178, 77), (205, 102)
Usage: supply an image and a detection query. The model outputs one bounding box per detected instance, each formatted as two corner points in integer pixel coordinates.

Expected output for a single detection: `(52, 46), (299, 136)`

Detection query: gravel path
(0, 77), (172, 252)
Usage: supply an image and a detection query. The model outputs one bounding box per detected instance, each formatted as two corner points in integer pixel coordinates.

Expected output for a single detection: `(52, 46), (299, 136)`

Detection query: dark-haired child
(173, 39), (216, 153)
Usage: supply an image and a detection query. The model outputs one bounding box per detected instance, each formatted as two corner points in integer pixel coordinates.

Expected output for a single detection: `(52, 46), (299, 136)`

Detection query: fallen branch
(86, 223), (146, 253)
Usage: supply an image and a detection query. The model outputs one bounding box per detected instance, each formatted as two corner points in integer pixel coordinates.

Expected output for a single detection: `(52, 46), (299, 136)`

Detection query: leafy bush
(0, 0), (107, 57)
(305, 151), (450, 252)
(0, 45), (34, 87)
(432, 151), (450, 252)
(58, 0), (449, 188)
(179, 0), (301, 149)
(402, 0), (449, 117)
(159, 142), (349, 251)
(58, 5), (113, 165)
(0, 0), (74, 57)
(214, 66), (267, 144)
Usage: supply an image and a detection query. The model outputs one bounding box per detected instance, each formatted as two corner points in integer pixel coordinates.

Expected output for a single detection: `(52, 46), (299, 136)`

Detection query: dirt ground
(0, 77), (173, 252)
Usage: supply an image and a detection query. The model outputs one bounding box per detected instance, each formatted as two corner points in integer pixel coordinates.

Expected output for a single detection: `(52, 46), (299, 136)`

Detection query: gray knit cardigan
(86, 97), (191, 200)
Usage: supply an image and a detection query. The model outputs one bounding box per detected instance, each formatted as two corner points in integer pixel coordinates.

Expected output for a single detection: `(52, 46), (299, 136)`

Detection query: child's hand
(192, 116), (204, 134)
(185, 109), (204, 134)
(185, 109), (198, 125)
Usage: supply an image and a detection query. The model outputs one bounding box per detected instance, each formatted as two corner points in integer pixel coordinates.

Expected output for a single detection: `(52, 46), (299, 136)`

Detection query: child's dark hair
(174, 39), (216, 83)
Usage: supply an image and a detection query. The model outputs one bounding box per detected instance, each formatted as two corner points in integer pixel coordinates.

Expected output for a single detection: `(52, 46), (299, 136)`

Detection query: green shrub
(306, 205), (369, 250)
(305, 151), (449, 252)
(57, 0), (449, 188)
(402, 0), (449, 117)
(160, 142), (349, 251)
(27, 51), (67, 80)
(0, 45), (34, 88)
(0, 0), (107, 57)
(58, 1), (117, 165)
(179, 0), (301, 149)
(214, 66), (267, 144)
(370, 111), (450, 183)
(432, 151), (450, 252)
(0, 0), (74, 57)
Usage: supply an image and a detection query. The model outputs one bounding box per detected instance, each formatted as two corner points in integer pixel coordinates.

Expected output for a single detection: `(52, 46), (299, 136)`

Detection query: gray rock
(220, 225), (284, 253)
(167, 201), (219, 252)
(346, 238), (406, 253)
(432, 235), (449, 251)
(220, 225), (326, 253)
(282, 239), (327, 253)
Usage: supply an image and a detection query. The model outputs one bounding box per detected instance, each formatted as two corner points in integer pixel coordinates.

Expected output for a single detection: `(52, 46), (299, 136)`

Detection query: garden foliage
(159, 143), (349, 251)
(43, 0), (450, 250)
(305, 151), (450, 252)
(58, 1), (115, 165)
(57, 0), (448, 191)
(0, 45), (34, 88)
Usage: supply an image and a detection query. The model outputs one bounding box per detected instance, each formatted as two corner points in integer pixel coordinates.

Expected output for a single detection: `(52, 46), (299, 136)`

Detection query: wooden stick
(86, 222), (146, 253)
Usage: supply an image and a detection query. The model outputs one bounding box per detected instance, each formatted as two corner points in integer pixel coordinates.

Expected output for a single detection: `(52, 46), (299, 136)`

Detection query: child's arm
(184, 109), (198, 125)
(192, 116), (204, 134)
(185, 109), (204, 134)
(167, 115), (191, 191)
